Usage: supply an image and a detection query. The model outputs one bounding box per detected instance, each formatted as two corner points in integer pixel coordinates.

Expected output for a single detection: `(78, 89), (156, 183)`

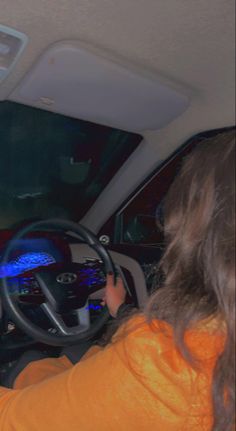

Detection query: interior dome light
(0, 24), (28, 83)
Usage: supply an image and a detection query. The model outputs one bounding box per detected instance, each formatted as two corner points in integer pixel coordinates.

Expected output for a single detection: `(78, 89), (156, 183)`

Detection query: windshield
(0, 101), (141, 229)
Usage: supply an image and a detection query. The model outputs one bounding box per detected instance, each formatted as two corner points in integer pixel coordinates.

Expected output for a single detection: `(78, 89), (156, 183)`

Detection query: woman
(0, 129), (235, 430)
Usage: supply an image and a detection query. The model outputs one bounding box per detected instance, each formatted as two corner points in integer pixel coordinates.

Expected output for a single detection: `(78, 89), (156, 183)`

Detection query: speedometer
(0, 252), (56, 278)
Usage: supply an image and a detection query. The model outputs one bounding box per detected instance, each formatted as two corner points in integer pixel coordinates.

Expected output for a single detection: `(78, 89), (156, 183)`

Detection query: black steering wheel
(0, 219), (115, 346)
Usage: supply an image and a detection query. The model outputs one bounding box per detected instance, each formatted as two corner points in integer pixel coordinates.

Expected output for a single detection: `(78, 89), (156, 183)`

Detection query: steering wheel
(0, 219), (115, 346)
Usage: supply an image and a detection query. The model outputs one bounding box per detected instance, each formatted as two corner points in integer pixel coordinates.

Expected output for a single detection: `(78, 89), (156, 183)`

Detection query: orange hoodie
(0, 315), (225, 431)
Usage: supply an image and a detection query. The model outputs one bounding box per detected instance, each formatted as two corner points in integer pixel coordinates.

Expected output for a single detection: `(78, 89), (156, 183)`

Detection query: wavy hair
(101, 129), (235, 430)
(145, 129), (235, 430)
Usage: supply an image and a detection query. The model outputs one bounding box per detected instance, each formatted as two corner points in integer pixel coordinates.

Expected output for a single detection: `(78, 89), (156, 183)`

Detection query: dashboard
(0, 233), (68, 321)
(0, 229), (148, 357)
(0, 234), (109, 304)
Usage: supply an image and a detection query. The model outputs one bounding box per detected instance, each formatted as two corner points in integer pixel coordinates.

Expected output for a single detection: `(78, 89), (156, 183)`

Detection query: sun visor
(10, 41), (190, 132)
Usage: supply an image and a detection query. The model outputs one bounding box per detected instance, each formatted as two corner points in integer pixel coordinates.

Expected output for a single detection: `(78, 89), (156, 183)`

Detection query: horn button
(35, 263), (98, 313)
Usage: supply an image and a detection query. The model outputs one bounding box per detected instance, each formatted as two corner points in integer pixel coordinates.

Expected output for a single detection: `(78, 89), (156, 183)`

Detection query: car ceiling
(0, 0), (235, 231)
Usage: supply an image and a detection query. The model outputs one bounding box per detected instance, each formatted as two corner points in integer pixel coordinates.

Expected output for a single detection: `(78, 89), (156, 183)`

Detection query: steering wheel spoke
(75, 304), (90, 329)
(40, 302), (70, 335)
(40, 301), (91, 336)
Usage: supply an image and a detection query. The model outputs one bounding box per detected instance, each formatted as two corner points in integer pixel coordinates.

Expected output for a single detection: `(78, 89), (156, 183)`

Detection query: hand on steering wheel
(101, 273), (126, 318)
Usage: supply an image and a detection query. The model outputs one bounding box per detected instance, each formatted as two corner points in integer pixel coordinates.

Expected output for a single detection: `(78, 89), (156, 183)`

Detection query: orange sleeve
(0, 317), (216, 431)
(14, 345), (102, 389)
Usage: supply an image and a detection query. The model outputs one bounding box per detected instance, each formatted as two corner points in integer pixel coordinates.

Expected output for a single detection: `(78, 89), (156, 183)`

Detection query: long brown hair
(145, 129), (235, 430)
(101, 129), (235, 430)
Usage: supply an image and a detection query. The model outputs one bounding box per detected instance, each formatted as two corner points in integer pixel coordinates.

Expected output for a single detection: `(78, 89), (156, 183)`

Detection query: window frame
(98, 126), (235, 247)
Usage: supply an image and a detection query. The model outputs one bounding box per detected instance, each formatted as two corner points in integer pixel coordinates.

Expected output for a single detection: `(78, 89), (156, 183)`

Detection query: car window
(0, 101), (142, 229)
(112, 127), (235, 246)
(114, 150), (187, 246)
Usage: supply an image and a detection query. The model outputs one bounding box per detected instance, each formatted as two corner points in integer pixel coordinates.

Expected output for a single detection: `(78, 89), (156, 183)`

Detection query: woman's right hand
(101, 272), (126, 318)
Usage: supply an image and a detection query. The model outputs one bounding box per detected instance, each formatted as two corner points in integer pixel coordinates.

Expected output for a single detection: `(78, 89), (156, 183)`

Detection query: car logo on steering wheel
(56, 273), (77, 284)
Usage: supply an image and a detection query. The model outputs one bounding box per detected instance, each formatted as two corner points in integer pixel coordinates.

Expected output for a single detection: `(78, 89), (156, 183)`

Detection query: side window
(114, 140), (198, 246)
(99, 126), (234, 247)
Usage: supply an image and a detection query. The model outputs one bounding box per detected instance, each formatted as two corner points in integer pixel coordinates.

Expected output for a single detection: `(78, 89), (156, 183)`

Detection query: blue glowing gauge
(0, 252), (56, 278)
